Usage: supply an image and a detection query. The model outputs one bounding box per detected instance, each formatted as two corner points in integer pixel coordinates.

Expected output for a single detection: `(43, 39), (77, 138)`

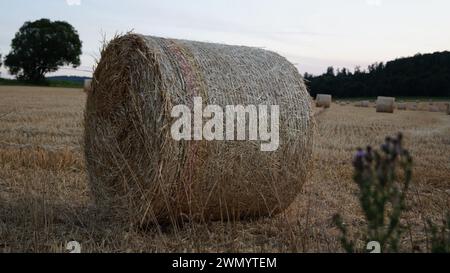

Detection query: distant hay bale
(428, 105), (439, 112)
(376, 96), (395, 113)
(437, 102), (447, 112)
(315, 94), (332, 108)
(419, 102), (431, 111)
(407, 103), (417, 111)
(397, 102), (407, 110)
(83, 79), (92, 92)
(354, 100), (369, 107)
(84, 34), (314, 225)
(447, 103), (450, 115)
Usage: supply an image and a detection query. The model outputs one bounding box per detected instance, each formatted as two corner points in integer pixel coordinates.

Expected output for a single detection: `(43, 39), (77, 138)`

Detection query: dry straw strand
(84, 34), (314, 226)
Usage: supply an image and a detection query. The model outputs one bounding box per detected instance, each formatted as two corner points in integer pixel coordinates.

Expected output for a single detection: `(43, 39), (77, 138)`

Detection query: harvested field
(0, 86), (449, 252)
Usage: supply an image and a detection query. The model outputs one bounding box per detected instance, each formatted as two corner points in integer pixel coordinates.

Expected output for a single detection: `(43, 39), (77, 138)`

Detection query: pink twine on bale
(167, 40), (203, 212)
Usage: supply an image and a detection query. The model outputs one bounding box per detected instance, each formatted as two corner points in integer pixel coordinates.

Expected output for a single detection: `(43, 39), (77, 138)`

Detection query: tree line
(304, 51), (450, 98)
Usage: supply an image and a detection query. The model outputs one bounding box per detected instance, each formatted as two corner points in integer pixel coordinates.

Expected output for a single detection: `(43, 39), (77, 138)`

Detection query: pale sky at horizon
(0, 0), (449, 78)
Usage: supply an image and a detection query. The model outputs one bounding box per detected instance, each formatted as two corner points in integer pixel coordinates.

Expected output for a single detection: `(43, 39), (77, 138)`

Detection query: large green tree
(5, 19), (82, 82)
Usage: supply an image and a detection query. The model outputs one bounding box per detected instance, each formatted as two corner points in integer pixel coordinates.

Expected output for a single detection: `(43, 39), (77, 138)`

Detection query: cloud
(66, 0), (81, 6)
(366, 0), (382, 7)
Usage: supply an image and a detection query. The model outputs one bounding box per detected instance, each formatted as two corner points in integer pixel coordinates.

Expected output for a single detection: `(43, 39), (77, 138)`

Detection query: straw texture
(84, 34), (314, 225)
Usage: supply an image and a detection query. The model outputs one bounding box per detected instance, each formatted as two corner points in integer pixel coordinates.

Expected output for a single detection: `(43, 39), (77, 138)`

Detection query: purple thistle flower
(353, 148), (366, 170)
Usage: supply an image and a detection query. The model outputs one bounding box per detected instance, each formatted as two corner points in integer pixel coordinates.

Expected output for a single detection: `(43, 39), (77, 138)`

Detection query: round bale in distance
(354, 100), (369, 107)
(429, 105), (440, 112)
(83, 79), (92, 93)
(376, 96), (395, 113)
(397, 102), (407, 110)
(84, 34), (314, 225)
(407, 103), (417, 111)
(316, 94), (332, 108)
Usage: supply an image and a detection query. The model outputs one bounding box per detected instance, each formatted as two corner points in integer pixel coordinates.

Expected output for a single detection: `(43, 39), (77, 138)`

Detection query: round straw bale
(83, 79), (92, 93)
(407, 103), (417, 111)
(361, 100), (370, 107)
(437, 102), (447, 112)
(447, 103), (450, 115)
(84, 34), (314, 225)
(354, 100), (369, 107)
(397, 102), (407, 110)
(316, 94), (332, 108)
(417, 102), (428, 111)
(376, 96), (395, 113)
(428, 105), (439, 112)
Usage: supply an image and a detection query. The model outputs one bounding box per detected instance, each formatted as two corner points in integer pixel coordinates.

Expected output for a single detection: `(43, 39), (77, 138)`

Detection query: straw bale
(397, 102), (407, 110)
(84, 34), (314, 225)
(316, 94), (332, 108)
(84, 79), (92, 92)
(376, 96), (395, 113)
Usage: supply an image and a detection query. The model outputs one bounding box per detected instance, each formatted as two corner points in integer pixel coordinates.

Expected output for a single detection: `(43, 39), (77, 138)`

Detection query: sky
(0, 0), (449, 78)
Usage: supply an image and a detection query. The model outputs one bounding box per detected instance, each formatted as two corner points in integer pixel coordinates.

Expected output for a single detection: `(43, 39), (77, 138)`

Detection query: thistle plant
(334, 133), (413, 253)
(427, 213), (450, 253)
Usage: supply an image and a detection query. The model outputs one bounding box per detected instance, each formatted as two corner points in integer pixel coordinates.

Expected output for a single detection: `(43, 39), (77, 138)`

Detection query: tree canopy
(305, 51), (450, 98)
(4, 18), (82, 82)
